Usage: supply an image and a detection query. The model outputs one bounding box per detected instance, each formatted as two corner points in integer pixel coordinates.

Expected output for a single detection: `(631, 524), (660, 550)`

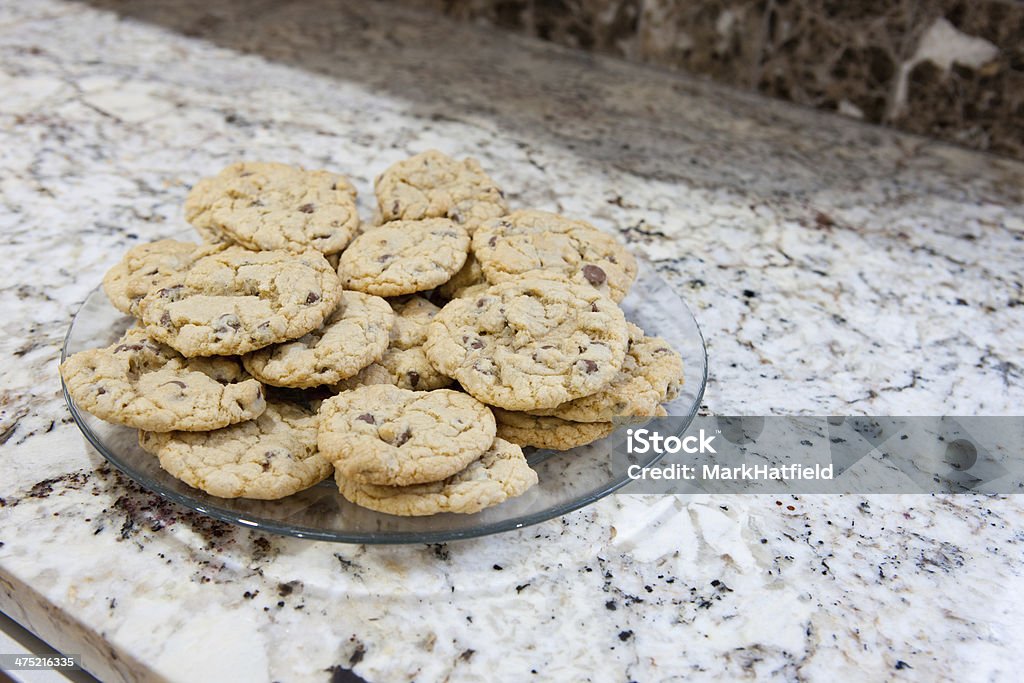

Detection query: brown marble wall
(393, 0), (1024, 159)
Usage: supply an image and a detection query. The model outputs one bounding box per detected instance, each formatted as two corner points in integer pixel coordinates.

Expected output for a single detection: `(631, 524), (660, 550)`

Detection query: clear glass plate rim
(59, 269), (708, 545)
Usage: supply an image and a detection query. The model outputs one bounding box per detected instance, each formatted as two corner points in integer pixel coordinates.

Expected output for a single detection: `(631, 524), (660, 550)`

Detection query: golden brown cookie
(102, 240), (226, 316)
(185, 161), (360, 255)
(335, 438), (536, 516)
(242, 291), (394, 388)
(339, 219), (469, 297)
(319, 385), (496, 486)
(527, 323), (684, 422)
(332, 296), (452, 391)
(138, 246), (343, 357)
(374, 150), (507, 232)
(139, 398), (329, 499)
(473, 210), (637, 302)
(424, 278), (628, 410)
(492, 409), (615, 451)
(60, 327), (265, 432)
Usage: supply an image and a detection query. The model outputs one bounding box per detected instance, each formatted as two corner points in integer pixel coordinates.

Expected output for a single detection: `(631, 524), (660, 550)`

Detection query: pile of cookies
(60, 152), (684, 516)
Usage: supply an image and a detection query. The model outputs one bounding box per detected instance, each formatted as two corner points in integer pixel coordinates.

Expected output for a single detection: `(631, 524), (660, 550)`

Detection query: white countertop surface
(1, 0), (1023, 681)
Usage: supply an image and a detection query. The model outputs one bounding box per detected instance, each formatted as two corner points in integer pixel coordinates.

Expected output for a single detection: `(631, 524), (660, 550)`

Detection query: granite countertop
(2, 0), (1024, 681)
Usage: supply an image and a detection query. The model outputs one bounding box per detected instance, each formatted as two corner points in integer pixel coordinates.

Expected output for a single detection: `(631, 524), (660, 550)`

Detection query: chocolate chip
(488, 236), (497, 247)
(473, 361), (495, 376)
(608, 255), (618, 264)
(251, 199), (265, 207)
(356, 413), (375, 424)
(395, 428), (412, 447)
(583, 360), (598, 373)
(163, 380), (187, 389)
(377, 254), (393, 264)
(157, 285), (184, 299)
(251, 321), (273, 340)
(298, 203), (315, 213)
(96, 387), (106, 395)
(160, 312), (172, 327)
(114, 343), (144, 353)
(391, 200), (400, 215)
(470, 339), (484, 349)
(476, 299), (485, 308)
(582, 265), (606, 286)
(305, 292), (320, 304)
(407, 371), (420, 388)
(591, 303), (599, 312)
(216, 314), (241, 331)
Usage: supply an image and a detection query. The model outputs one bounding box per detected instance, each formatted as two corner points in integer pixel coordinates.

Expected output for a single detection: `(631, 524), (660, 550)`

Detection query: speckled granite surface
(1, 0), (1023, 681)
(398, 0), (1024, 159)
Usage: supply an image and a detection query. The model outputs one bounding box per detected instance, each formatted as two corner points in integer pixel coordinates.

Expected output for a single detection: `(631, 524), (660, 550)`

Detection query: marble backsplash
(396, 0), (1024, 159)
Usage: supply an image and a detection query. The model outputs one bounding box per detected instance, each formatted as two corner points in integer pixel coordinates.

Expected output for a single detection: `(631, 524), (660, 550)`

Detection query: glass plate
(61, 259), (707, 543)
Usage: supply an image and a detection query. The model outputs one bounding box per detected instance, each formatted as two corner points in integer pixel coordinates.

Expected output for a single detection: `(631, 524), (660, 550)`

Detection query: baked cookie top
(335, 438), (536, 516)
(184, 161), (360, 255)
(333, 296), (452, 391)
(242, 290), (393, 388)
(102, 240), (226, 316)
(139, 398), (330, 500)
(472, 210), (638, 302)
(528, 323), (684, 422)
(492, 409), (615, 451)
(339, 218), (469, 296)
(374, 150), (507, 231)
(60, 327), (266, 432)
(424, 278), (629, 411)
(138, 246), (342, 357)
(319, 385), (496, 486)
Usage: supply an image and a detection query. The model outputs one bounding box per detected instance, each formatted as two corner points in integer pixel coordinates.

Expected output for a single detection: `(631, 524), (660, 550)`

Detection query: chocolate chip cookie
(424, 278), (629, 410)
(185, 161), (360, 255)
(60, 327), (266, 432)
(332, 295), (452, 391)
(527, 323), (684, 422)
(335, 437), (536, 516)
(242, 290), (394, 388)
(374, 150), (507, 232)
(102, 239), (226, 316)
(138, 246), (343, 357)
(472, 210), (637, 302)
(492, 408), (616, 451)
(339, 218), (469, 296)
(319, 385), (496, 486)
(139, 398), (330, 499)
